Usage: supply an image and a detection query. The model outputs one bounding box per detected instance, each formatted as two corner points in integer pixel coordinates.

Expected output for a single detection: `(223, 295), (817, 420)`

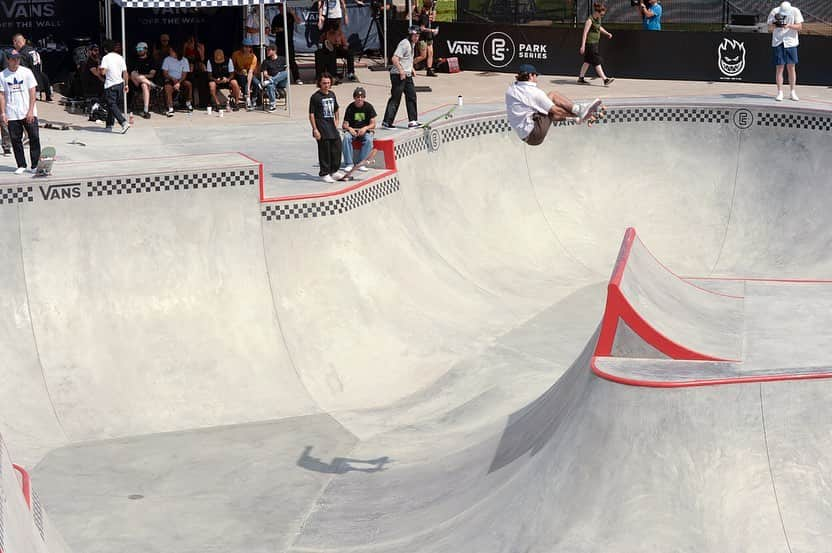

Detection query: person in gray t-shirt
(382, 26), (421, 128)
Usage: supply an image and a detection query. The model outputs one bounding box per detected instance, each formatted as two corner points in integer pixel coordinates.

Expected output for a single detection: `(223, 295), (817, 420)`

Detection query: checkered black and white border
(600, 107), (731, 125)
(114, 0), (249, 7)
(441, 119), (512, 145)
(262, 176), (400, 221)
(0, 186), (33, 206)
(88, 169), (257, 197)
(757, 111), (832, 131)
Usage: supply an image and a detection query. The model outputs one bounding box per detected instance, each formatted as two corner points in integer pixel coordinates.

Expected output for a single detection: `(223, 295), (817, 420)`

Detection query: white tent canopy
(108, 0), (292, 115)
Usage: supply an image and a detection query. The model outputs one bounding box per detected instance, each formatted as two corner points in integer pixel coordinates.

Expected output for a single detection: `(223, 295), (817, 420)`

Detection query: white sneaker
(120, 123), (130, 134)
(790, 90), (799, 101)
(343, 165), (354, 172)
(775, 90), (784, 102)
(407, 120), (422, 128)
(14, 167), (26, 174)
(321, 174), (335, 183)
(331, 170), (346, 180)
(578, 98), (602, 121)
(358, 166), (369, 172)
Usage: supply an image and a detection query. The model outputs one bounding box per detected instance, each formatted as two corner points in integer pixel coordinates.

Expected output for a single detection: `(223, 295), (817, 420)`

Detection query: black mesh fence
(580, 1), (725, 24)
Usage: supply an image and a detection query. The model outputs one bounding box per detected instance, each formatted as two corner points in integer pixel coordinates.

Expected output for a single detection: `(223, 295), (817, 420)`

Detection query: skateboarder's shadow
(298, 445), (392, 474)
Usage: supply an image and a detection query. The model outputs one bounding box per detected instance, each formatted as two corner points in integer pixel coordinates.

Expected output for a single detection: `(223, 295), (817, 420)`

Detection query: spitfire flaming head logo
(718, 39), (746, 77)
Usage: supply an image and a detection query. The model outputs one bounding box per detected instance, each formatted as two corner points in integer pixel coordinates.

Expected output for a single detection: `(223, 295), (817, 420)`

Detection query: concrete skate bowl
(0, 99), (831, 553)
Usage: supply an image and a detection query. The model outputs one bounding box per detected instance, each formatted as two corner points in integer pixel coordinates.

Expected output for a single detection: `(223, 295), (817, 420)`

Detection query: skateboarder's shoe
(407, 120), (422, 128)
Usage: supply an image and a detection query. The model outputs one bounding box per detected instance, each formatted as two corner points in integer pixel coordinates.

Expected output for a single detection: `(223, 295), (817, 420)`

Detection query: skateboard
(580, 98), (606, 126)
(32, 146), (56, 177)
(338, 148), (378, 181)
(421, 105), (457, 131)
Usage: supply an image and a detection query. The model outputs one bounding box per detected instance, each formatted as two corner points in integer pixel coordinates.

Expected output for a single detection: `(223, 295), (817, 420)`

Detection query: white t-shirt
(390, 38), (414, 76)
(100, 52), (127, 88)
(322, 0), (342, 19)
(505, 80), (554, 140)
(162, 56), (190, 81)
(767, 6), (804, 48)
(245, 13), (261, 44)
(1, 66), (38, 121)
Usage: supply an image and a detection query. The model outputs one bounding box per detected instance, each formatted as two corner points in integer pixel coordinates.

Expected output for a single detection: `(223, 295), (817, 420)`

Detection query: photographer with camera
(633, 0), (661, 31)
(767, 1), (803, 101)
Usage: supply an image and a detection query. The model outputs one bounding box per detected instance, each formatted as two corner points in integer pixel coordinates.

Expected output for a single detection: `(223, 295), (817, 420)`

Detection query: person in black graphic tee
(309, 72), (342, 182)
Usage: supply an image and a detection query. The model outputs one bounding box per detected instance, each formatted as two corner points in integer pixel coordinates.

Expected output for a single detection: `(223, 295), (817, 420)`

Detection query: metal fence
(450, 0), (831, 33)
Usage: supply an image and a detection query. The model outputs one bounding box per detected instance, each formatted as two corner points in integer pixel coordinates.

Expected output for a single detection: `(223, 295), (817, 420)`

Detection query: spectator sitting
(341, 86), (376, 172)
(320, 27), (356, 82)
(261, 44), (288, 111)
(183, 35), (210, 108)
(231, 40), (261, 110)
(80, 44), (105, 98)
(162, 45), (193, 116)
(207, 49), (241, 111)
(153, 33), (172, 64)
(12, 33), (52, 101)
(130, 42), (159, 119)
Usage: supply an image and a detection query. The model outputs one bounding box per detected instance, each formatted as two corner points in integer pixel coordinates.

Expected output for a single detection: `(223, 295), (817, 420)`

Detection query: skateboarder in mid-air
(505, 63), (603, 146)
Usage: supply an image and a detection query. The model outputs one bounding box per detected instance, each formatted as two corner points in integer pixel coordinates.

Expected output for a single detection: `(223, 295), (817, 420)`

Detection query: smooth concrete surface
(0, 83), (830, 553)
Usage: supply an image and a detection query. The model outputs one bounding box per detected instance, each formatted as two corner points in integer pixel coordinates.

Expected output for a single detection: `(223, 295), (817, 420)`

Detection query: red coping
(592, 227), (832, 387)
(12, 463), (31, 509)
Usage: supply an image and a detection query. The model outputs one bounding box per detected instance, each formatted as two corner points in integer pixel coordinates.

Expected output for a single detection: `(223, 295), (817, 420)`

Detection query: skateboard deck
(580, 98), (606, 126)
(338, 148), (378, 181)
(33, 146), (56, 177)
(421, 105), (457, 130)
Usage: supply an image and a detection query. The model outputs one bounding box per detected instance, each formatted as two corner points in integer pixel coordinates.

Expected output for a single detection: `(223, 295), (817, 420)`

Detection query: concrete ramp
(597, 228), (744, 361)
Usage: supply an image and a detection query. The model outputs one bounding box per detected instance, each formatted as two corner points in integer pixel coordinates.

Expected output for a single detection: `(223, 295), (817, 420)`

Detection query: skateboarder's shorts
(583, 42), (602, 66)
(523, 112), (552, 146)
(772, 44), (798, 66)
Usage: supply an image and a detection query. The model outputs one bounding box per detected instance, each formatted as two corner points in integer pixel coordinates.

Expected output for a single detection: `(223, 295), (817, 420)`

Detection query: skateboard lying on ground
(32, 146), (56, 177)
(421, 105), (457, 131)
(338, 148), (378, 181)
(580, 98), (606, 127)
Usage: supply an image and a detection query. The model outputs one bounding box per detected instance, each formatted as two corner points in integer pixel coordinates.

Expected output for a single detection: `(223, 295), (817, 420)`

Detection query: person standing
(382, 26), (421, 129)
(578, 3), (614, 86)
(309, 73), (343, 183)
(99, 40), (130, 133)
(635, 0), (662, 31)
(12, 33), (51, 101)
(413, 0), (439, 76)
(341, 86), (376, 172)
(318, 0), (349, 34)
(0, 49), (10, 156)
(272, 2), (302, 84)
(0, 51), (41, 173)
(767, 1), (803, 101)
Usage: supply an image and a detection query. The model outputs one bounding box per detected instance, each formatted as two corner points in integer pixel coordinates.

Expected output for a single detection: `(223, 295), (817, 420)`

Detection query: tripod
(359, 9), (385, 61)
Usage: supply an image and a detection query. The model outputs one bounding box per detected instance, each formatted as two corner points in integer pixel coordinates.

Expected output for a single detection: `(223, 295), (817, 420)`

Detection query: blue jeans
(342, 131), (374, 167)
(263, 71), (288, 103)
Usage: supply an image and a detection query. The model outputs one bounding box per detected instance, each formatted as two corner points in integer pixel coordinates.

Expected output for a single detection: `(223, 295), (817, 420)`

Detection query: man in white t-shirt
(318, 0), (348, 34)
(381, 26), (421, 129)
(505, 64), (598, 146)
(767, 1), (804, 101)
(0, 51), (41, 173)
(162, 46), (193, 117)
(98, 40), (130, 133)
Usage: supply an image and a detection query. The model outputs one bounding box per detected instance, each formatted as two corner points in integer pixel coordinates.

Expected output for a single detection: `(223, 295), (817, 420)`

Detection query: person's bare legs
(209, 81), (219, 106)
(426, 43), (434, 69)
(787, 63), (797, 98)
(579, 62), (590, 79)
(594, 64), (608, 81)
(164, 83), (174, 109)
(547, 90), (578, 118)
(230, 80), (241, 104)
(775, 64), (785, 95)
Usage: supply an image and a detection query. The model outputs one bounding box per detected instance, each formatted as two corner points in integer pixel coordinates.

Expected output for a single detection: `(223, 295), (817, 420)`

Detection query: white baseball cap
(136, 42), (148, 51)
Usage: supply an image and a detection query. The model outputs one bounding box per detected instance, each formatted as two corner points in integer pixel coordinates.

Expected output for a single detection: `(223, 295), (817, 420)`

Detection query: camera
(631, 0), (642, 6)
(774, 13), (788, 27)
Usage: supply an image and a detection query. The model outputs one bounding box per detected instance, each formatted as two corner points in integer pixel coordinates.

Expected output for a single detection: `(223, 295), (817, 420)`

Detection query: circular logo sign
(427, 128), (442, 152)
(482, 32), (515, 69)
(733, 108), (753, 130)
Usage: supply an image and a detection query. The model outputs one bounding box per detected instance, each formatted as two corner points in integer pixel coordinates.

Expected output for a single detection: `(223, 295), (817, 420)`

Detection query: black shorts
(322, 17), (341, 33)
(523, 112), (552, 146)
(583, 42), (603, 66)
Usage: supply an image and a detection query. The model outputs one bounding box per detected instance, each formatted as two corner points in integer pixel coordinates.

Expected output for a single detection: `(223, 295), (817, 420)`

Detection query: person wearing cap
(0, 51), (41, 173)
(261, 44), (289, 112)
(99, 40), (130, 133)
(767, 1), (803, 101)
(505, 64), (599, 146)
(231, 40), (261, 110)
(382, 26), (421, 129)
(130, 41), (159, 119)
(341, 86), (376, 172)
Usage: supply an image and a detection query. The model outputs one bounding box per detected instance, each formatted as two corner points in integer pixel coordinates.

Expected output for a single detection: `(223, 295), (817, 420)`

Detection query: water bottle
(457, 95), (463, 107)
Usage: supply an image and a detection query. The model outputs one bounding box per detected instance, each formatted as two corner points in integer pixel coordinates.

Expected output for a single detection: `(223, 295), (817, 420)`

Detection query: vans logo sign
(39, 183), (81, 200)
(447, 40), (479, 55)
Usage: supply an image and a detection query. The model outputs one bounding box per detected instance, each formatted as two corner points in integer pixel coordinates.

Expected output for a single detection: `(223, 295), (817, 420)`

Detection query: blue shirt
(643, 3), (662, 30)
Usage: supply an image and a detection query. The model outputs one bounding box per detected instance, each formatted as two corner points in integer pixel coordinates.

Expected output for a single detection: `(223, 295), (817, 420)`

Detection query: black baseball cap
(518, 63), (538, 75)
(353, 86), (366, 97)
